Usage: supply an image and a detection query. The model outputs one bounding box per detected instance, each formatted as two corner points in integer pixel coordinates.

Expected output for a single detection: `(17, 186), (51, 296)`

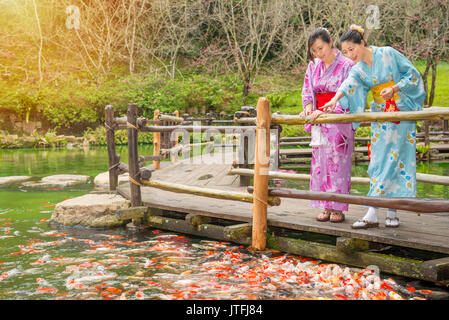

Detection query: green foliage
(0, 132), (23, 149)
(354, 126), (371, 138)
(83, 126), (153, 146)
(280, 125), (308, 138)
(416, 144), (430, 156)
(267, 92), (293, 110)
(131, 74), (246, 118)
(0, 129), (69, 149)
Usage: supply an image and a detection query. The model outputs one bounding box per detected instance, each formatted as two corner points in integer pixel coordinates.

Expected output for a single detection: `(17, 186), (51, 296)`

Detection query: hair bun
(349, 24), (364, 36)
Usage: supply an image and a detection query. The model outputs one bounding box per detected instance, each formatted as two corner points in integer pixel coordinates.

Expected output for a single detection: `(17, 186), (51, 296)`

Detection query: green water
(1, 146), (448, 300)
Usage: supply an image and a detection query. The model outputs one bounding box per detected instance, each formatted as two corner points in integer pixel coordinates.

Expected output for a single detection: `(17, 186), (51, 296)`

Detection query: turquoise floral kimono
(338, 46), (426, 198)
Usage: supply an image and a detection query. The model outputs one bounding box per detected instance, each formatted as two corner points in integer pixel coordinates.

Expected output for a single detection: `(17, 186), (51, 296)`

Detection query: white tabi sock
(386, 208), (399, 227)
(362, 206), (378, 223)
(386, 208), (397, 219)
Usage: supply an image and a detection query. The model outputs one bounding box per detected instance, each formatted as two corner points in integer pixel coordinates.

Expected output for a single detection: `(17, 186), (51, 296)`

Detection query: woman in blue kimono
(322, 25), (426, 229)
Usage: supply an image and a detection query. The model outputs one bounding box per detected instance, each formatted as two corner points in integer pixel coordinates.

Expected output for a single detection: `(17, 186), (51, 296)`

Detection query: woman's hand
(299, 103), (313, 117)
(309, 110), (323, 121)
(322, 98), (337, 114)
(380, 87), (395, 100)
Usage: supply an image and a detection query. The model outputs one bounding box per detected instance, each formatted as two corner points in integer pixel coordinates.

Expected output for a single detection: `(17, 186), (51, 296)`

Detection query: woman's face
(310, 38), (333, 62)
(341, 41), (363, 63)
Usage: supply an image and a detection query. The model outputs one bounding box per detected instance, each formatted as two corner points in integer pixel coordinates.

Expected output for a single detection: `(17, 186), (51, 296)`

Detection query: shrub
(83, 126), (154, 146)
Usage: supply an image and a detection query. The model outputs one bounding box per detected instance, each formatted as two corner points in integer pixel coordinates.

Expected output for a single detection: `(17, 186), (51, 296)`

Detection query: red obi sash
(316, 92), (336, 111)
(384, 99), (400, 124)
(367, 143), (371, 160)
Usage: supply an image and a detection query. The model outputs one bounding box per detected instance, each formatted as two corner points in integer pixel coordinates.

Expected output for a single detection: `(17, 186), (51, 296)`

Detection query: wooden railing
(104, 103), (268, 208)
(106, 101), (449, 251)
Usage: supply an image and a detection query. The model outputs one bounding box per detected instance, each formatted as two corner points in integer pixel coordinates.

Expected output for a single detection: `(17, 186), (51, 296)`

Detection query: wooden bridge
(105, 100), (449, 284)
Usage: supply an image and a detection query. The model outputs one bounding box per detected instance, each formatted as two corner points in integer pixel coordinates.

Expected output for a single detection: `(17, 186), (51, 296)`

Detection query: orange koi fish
(135, 290), (145, 299)
(37, 287), (58, 294)
(104, 287), (123, 295)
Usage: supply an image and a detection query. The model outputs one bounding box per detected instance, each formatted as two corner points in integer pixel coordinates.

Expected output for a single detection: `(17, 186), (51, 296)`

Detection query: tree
(211, 0), (297, 100)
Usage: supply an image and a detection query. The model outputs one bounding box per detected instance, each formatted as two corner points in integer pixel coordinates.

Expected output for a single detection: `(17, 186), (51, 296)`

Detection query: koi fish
(37, 287), (59, 294)
(135, 290), (145, 299)
(0, 268), (21, 282)
(66, 279), (86, 290)
(103, 287), (123, 295)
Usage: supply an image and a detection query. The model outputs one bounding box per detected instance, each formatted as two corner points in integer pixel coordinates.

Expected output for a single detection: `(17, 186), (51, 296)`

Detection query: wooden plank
(146, 215), (250, 245)
(185, 213), (212, 228)
(224, 223), (252, 242)
(430, 143), (449, 151)
(336, 237), (370, 254)
(423, 257), (449, 282)
(116, 206), (147, 220)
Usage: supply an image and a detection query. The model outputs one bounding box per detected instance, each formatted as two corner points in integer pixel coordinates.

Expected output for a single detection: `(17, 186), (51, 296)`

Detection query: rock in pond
(22, 174), (90, 188)
(0, 176), (32, 185)
(51, 193), (130, 228)
(93, 171), (129, 188)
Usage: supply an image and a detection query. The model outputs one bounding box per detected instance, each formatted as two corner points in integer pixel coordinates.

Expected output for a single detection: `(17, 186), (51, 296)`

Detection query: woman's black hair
(339, 28), (368, 47)
(307, 28), (332, 61)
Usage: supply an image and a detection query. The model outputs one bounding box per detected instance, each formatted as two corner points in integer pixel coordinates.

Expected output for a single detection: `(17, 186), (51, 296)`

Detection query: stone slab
(22, 174), (91, 188)
(0, 176), (32, 185)
(51, 193), (130, 228)
(94, 171), (129, 187)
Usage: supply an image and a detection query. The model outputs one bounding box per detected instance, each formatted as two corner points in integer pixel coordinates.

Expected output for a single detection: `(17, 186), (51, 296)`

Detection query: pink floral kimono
(301, 49), (355, 211)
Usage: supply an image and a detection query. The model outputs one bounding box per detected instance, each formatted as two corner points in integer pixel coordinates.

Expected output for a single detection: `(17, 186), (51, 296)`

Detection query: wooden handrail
(228, 167), (449, 186)
(247, 186), (449, 213)
(157, 114), (184, 123)
(140, 125), (256, 133)
(140, 179), (280, 206)
(234, 107), (449, 125)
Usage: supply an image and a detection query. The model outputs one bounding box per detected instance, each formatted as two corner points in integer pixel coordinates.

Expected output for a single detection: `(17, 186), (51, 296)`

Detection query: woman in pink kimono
(300, 28), (355, 222)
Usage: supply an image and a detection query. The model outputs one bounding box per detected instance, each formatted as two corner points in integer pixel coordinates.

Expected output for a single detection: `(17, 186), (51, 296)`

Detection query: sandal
(330, 211), (345, 223)
(385, 217), (400, 228)
(351, 220), (379, 229)
(316, 211), (331, 222)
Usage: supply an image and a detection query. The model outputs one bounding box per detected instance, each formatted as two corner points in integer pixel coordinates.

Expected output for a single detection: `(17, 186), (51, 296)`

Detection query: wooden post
(238, 106), (250, 186)
(127, 103), (142, 207)
(251, 97), (271, 251)
(425, 120), (430, 161)
(174, 110), (179, 146)
(153, 110), (161, 170)
(105, 105), (118, 191)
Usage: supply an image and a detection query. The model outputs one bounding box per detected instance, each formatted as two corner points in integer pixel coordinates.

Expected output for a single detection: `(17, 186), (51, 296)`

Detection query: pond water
(0, 146), (448, 300)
